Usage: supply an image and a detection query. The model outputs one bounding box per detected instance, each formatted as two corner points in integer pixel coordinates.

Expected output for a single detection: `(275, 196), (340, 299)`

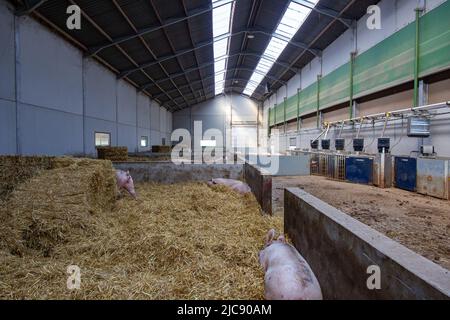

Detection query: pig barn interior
(0, 0), (450, 300)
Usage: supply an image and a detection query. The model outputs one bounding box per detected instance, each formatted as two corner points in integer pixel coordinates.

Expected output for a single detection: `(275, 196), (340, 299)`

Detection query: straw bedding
(0, 159), (282, 300)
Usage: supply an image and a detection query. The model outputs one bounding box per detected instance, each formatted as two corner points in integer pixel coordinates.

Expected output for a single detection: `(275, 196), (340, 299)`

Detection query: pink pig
(259, 229), (323, 300)
(115, 170), (137, 199)
(208, 178), (251, 194)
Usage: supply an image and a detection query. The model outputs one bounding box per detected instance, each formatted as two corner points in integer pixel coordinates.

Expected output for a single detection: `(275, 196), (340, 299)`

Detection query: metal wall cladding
(395, 157), (417, 192)
(345, 157), (374, 185)
(417, 158), (449, 200)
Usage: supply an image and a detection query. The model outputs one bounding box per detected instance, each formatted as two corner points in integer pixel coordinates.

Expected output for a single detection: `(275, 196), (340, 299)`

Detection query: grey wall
(173, 93), (259, 151)
(0, 0), (172, 156)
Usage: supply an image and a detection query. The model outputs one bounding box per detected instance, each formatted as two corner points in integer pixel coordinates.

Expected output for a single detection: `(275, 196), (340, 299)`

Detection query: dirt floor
(273, 176), (450, 271)
(0, 178), (282, 299)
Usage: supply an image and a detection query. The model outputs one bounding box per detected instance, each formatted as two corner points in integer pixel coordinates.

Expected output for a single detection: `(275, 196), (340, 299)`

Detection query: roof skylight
(212, 0), (234, 96)
(243, 0), (319, 97)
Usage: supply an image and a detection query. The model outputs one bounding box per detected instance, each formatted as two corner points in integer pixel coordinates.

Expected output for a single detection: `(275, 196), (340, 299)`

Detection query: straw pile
(97, 147), (128, 161)
(0, 179), (282, 299)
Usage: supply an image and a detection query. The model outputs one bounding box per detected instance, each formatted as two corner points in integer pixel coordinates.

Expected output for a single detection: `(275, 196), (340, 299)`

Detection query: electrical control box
(335, 139), (345, 151)
(353, 139), (364, 152)
(321, 139), (330, 150)
(407, 117), (430, 137)
(377, 138), (390, 153)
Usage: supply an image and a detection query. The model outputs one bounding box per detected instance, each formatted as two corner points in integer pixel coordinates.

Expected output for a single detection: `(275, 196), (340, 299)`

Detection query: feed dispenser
(353, 139), (364, 152)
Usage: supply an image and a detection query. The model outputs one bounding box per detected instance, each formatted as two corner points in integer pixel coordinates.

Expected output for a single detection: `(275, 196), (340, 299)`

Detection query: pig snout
(260, 229), (323, 300)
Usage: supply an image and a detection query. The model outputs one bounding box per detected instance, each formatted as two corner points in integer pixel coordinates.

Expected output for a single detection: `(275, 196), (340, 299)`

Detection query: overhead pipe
(324, 101), (450, 128)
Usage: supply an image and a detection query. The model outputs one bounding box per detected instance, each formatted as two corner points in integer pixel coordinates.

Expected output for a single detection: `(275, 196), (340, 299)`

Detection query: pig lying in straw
(259, 229), (323, 300)
(115, 170), (137, 199)
(207, 178), (251, 194)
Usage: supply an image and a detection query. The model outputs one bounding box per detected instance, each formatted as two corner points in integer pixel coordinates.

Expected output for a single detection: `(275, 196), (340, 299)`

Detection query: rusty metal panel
(417, 158), (449, 200)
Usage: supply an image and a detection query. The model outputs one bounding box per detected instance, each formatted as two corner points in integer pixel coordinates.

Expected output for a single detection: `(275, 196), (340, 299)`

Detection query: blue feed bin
(345, 157), (374, 185)
(394, 157), (417, 192)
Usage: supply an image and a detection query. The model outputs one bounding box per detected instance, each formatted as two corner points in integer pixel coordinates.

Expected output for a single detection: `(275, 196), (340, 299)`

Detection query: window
(140, 136), (148, 147)
(243, 0), (319, 97)
(95, 132), (110, 147)
(162, 138), (166, 146)
(212, 0), (235, 96)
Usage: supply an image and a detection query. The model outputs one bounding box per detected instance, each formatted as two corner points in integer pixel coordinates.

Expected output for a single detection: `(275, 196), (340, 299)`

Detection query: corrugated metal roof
(10, 0), (380, 111)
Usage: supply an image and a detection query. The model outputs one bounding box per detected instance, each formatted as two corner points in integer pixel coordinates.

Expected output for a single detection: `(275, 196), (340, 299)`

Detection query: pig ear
(265, 229), (276, 246)
(277, 235), (286, 243)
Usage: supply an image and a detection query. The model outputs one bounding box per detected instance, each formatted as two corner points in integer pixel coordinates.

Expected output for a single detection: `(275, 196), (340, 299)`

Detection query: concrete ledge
(244, 162), (272, 215)
(113, 162), (243, 184)
(240, 154), (311, 176)
(284, 188), (450, 300)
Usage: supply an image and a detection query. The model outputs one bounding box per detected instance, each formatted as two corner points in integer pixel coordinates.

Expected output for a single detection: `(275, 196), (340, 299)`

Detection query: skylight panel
(212, 0), (235, 96)
(243, 0), (319, 97)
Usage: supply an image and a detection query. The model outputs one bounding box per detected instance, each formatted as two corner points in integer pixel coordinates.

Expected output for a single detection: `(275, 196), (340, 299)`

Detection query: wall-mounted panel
(0, 99), (16, 154)
(84, 59), (117, 122)
(18, 103), (83, 156)
(117, 80), (137, 126)
(0, 2), (15, 101)
(18, 17), (83, 115)
(118, 123), (137, 153)
(137, 93), (150, 129)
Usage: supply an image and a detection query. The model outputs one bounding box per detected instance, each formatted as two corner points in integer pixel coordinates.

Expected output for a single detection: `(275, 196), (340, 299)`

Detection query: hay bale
(0, 158), (116, 258)
(97, 147), (128, 161)
(151, 145), (171, 154)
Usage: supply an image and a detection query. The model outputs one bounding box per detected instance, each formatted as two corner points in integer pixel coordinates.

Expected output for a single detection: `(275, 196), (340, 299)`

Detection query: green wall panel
(319, 63), (350, 109)
(353, 24), (415, 98)
(419, 1), (450, 76)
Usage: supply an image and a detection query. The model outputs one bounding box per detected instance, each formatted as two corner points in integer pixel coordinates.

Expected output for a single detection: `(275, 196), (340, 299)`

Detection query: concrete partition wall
(113, 162), (243, 184)
(244, 155), (311, 176)
(244, 163), (272, 215)
(0, 0), (171, 156)
(284, 188), (450, 300)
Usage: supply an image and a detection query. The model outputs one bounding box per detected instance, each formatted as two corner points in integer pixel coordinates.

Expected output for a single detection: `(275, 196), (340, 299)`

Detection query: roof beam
(155, 75), (269, 100)
(118, 28), (320, 79)
(269, 0), (357, 95)
(108, 0), (189, 108)
(148, 0), (199, 105)
(181, 0), (208, 101)
(292, 0), (354, 28)
(165, 85), (266, 111)
(139, 51), (299, 92)
(15, 0), (47, 16)
(86, 1), (236, 57)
